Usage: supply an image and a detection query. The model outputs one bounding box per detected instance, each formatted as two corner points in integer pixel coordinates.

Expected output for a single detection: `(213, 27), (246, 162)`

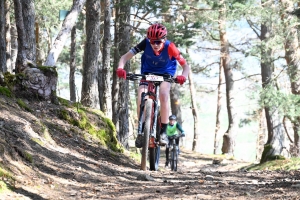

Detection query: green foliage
(37, 66), (58, 77)
(129, 151), (141, 163)
(58, 107), (122, 152)
(0, 167), (13, 180)
(34, 0), (73, 57)
(167, 23), (197, 48)
(247, 158), (300, 171)
(260, 85), (300, 119)
(0, 166), (14, 193)
(24, 151), (34, 163)
(41, 125), (53, 142)
(0, 181), (9, 193)
(3, 72), (16, 90)
(31, 138), (44, 146)
(17, 99), (32, 112)
(0, 165), (14, 193)
(238, 118), (252, 128)
(129, 0), (170, 15)
(260, 144), (286, 164)
(0, 87), (12, 97)
(58, 43), (84, 68)
(58, 97), (71, 107)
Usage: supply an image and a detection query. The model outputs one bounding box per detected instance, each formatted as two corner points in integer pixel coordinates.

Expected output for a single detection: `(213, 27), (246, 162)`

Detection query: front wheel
(171, 144), (178, 171)
(140, 100), (153, 171)
(149, 148), (156, 170)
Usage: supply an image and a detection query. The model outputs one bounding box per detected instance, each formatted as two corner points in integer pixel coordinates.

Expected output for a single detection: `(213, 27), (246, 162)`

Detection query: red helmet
(147, 23), (167, 40)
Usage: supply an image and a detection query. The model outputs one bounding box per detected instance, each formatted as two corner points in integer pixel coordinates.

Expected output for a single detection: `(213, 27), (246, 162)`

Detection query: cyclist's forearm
(181, 63), (190, 78)
(176, 123), (184, 133)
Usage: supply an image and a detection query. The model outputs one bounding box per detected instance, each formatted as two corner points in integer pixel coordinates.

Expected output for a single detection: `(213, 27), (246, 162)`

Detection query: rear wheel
(140, 100), (153, 171)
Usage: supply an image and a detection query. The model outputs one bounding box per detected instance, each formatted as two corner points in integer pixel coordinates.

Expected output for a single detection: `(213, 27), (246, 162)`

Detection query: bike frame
(127, 73), (177, 171)
(137, 81), (160, 147)
(130, 73), (175, 144)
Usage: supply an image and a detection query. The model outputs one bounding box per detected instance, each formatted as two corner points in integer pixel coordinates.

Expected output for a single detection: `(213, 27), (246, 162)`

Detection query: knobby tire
(140, 99), (153, 171)
(171, 143), (178, 171)
(149, 148), (156, 171)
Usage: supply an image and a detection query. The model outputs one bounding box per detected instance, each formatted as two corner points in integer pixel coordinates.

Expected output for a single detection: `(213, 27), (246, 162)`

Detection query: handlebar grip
(174, 78), (179, 84)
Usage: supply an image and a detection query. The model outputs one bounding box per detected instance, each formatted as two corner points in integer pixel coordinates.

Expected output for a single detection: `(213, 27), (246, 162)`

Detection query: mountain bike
(127, 73), (177, 171)
(167, 134), (184, 171)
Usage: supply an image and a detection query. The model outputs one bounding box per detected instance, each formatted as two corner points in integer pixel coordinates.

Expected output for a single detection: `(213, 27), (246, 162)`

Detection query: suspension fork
(151, 85), (160, 137)
(149, 85), (159, 148)
(137, 92), (147, 135)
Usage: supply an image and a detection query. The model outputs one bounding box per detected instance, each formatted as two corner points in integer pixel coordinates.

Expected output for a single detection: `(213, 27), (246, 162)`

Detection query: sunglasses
(150, 40), (164, 45)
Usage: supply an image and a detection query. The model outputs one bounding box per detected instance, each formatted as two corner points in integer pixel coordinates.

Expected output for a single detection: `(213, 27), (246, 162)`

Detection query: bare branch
(199, 73), (262, 86)
(193, 62), (220, 73)
(196, 46), (220, 51)
(246, 19), (260, 39)
(203, 28), (219, 41)
(229, 42), (245, 53)
(130, 14), (152, 25)
(232, 73), (261, 82)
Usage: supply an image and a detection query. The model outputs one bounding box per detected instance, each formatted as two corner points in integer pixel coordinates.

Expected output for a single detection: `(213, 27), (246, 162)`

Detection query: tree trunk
(5, 0), (11, 72)
(69, 18), (76, 102)
(12, 0), (57, 101)
(219, 1), (237, 156)
(116, 1), (131, 149)
(10, 24), (17, 72)
(294, 124), (300, 156)
(0, 0), (7, 72)
(35, 22), (44, 65)
(101, 0), (112, 119)
(112, 1), (120, 127)
(214, 61), (223, 154)
(98, 0), (105, 111)
(13, 0), (36, 73)
(281, 0), (300, 157)
(260, 0), (288, 163)
(291, 120), (300, 156)
(44, 0), (86, 67)
(256, 109), (267, 161)
(81, 0), (100, 109)
(188, 70), (200, 151)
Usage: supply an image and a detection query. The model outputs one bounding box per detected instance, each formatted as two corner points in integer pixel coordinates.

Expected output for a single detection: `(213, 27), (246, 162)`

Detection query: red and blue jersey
(141, 40), (177, 76)
(130, 39), (187, 77)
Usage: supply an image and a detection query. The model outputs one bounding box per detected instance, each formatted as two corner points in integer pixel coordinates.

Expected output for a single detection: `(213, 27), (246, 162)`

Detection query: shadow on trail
(13, 187), (46, 200)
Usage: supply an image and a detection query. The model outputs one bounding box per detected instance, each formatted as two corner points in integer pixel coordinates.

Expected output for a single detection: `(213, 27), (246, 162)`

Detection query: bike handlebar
(126, 73), (178, 84)
(168, 134), (184, 140)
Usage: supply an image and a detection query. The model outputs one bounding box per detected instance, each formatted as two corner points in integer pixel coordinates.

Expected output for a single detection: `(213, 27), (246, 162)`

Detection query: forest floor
(0, 93), (300, 200)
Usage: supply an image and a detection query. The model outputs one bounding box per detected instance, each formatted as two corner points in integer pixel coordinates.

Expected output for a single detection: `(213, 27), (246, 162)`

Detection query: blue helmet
(169, 115), (176, 120)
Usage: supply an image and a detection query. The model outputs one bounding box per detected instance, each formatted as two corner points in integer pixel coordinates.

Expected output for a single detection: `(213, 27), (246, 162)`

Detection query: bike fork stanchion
(137, 92), (147, 134)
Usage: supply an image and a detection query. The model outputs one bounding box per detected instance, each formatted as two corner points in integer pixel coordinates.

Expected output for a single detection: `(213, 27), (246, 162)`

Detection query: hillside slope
(0, 93), (137, 199)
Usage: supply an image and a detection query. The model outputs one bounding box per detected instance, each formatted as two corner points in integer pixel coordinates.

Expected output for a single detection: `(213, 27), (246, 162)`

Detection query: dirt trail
(1, 145), (300, 200)
(0, 95), (299, 200)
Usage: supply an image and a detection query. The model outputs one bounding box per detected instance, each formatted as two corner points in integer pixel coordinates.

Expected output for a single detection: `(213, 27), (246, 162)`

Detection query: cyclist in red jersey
(116, 23), (190, 147)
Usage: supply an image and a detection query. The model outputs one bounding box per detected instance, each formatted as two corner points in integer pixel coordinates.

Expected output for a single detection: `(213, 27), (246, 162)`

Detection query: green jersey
(167, 122), (178, 136)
